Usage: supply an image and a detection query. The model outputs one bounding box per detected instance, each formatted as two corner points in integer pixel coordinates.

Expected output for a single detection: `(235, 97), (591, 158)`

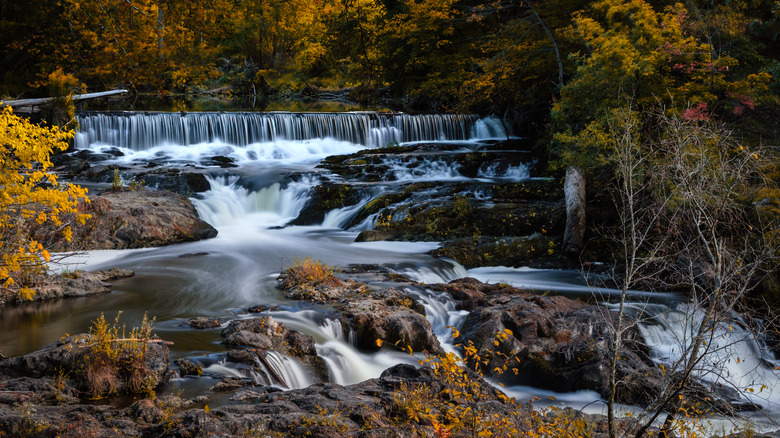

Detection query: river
(1, 109), (779, 433)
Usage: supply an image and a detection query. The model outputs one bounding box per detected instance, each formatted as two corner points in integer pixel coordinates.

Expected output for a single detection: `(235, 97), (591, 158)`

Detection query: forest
(1, 0), (778, 128)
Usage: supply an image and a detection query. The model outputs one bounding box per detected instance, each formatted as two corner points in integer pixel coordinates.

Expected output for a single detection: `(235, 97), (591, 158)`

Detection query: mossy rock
(430, 234), (563, 269)
(490, 179), (563, 202)
(290, 183), (363, 225)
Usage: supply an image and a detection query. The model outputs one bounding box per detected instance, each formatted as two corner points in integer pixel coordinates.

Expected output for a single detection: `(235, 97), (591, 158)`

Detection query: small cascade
(192, 175), (314, 228)
(320, 318), (356, 345)
(321, 198), (371, 229)
(478, 162), (531, 181)
(470, 116), (509, 139)
(402, 286), (468, 352)
(75, 112), (509, 150)
(386, 157), (465, 182)
(257, 351), (313, 389)
(628, 303), (780, 410)
(390, 260), (469, 285)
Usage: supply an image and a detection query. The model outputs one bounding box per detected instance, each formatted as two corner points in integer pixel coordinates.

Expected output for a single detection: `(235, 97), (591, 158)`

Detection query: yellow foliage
(0, 107), (90, 300)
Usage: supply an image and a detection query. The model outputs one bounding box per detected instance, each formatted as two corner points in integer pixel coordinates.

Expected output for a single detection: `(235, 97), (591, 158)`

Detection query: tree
(0, 107), (90, 300)
(600, 107), (778, 437)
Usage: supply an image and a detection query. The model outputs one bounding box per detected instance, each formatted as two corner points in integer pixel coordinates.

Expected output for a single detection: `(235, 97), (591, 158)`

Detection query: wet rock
(0, 268), (134, 306)
(203, 155), (238, 168)
(173, 359), (203, 377)
(136, 168), (211, 195)
(221, 316), (328, 382)
(290, 182), (364, 225)
(456, 291), (664, 406)
(187, 317), (221, 329)
(338, 288), (441, 354)
(211, 377), (254, 392)
(33, 187), (217, 251)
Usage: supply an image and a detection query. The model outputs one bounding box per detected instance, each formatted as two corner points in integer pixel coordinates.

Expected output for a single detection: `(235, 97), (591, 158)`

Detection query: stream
(2, 110), (779, 433)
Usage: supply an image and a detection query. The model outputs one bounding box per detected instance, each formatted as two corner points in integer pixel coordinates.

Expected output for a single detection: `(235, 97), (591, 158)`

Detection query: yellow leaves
(0, 107), (89, 299)
(376, 338), (383, 348)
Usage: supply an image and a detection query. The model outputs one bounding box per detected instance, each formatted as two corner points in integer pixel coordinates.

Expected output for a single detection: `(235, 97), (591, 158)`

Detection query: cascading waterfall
(628, 303), (780, 410)
(75, 112), (509, 150)
(478, 162), (531, 181)
(386, 157), (465, 181)
(192, 175), (314, 227)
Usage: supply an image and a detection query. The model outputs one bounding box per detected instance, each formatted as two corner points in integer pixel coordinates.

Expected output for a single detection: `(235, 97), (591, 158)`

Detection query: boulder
(456, 291), (664, 406)
(221, 317), (327, 382)
(338, 288), (441, 354)
(0, 333), (170, 397)
(34, 187), (217, 251)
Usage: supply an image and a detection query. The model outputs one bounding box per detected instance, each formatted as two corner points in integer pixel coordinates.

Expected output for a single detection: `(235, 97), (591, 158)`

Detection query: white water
(478, 162), (531, 180)
(630, 303), (780, 411)
(75, 113), (507, 150)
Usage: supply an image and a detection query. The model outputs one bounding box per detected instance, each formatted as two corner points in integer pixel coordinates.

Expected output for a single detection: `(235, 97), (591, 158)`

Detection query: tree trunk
(563, 166), (586, 255)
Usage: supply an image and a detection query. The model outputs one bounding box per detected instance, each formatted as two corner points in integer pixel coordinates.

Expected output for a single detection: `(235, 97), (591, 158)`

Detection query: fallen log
(0, 90), (129, 112)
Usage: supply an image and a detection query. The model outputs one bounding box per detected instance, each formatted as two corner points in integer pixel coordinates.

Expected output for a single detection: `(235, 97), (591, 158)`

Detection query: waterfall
(192, 175), (314, 228)
(478, 162), (531, 181)
(624, 303), (780, 411)
(75, 112), (510, 150)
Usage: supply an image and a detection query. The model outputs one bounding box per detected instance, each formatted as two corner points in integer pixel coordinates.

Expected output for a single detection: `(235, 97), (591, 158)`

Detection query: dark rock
(0, 268), (133, 306)
(211, 377), (254, 392)
(221, 316), (328, 382)
(173, 359), (203, 377)
(456, 292), (664, 406)
(290, 183), (364, 226)
(338, 288), (441, 354)
(0, 333), (170, 397)
(430, 234), (566, 269)
(187, 317), (221, 329)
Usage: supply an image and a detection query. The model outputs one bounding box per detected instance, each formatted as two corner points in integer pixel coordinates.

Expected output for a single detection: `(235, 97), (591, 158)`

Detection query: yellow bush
(0, 107), (90, 300)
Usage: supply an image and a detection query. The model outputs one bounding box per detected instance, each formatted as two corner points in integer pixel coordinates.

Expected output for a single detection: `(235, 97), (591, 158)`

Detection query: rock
(338, 288), (441, 354)
(456, 291), (664, 406)
(33, 187), (217, 251)
(173, 359), (203, 377)
(289, 183), (364, 225)
(0, 333), (170, 397)
(221, 317), (328, 382)
(187, 317), (220, 329)
(431, 234), (566, 269)
(0, 268), (134, 306)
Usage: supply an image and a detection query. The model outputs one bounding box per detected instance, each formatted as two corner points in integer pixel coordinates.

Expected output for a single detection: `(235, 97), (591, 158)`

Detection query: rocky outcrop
(221, 316), (328, 383)
(0, 364), (551, 438)
(34, 187), (217, 251)
(436, 277), (663, 406)
(0, 268), (134, 306)
(429, 234), (565, 269)
(0, 333), (170, 398)
(337, 288), (441, 354)
(275, 264), (442, 355)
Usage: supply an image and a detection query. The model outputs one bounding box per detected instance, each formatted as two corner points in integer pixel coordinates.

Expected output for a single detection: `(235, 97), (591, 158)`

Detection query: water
(2, 111), (778, 430)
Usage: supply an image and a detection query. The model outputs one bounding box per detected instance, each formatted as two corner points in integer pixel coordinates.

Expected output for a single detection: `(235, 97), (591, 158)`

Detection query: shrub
(77, 312), (159, 398)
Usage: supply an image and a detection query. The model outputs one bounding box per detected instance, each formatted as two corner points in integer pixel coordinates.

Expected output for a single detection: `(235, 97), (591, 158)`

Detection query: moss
(431, 234), (562, 269)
